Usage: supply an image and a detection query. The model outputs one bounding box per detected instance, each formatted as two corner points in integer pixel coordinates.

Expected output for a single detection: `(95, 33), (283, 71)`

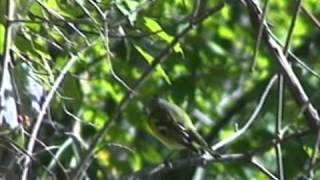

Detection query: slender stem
(275, 75), (284, 180)
(274, 1), (302, 179)
(301, 5), (320, 31)
(0, 0), (15, 127)
(250, 0), (269, 71)
(251, 157), (279, 180)
(307, 129), (320, 178)
(123, 130), (310, 180)
(244, 0), (320, 131)
(22, 43), (95, 180)
(212, 75), (277, 151)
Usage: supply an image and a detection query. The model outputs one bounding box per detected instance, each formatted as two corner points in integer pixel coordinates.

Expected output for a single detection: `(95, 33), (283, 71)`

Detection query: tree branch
(121, 129), (311, 180)
(22, 42), (96, 180)
(243, 0), (320, 131)
(211, 75), (277, 151)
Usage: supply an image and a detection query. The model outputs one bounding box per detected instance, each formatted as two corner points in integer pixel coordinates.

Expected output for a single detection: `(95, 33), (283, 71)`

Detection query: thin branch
(21, 42), (96, 180)
(206, 77), (272, 142)
(123, 153), (247, 180)
(301, 5), (320, 31)
(283, 0), (302, 56)
(22, 129), (68, 176)
(0, 136), (57, 179)
(0, 0), (16, 128)
(275, 75), (285, 180)
(243, 0), (320, 131)
(307, 129), (320, 178)
(121, 129), (311, 180)
(46, 138), (73, 172)
(102, 11), (136, 94)
(9, 18), (93, 26)
(211, 75), (277, 151)
(251, 157), (279, 180)
(88, 0), (104, 18)
(34, 0), (90, 45)
(275, 1), (303, 179)
(250, 0), (269, 71)
(291, 54), (320, 80)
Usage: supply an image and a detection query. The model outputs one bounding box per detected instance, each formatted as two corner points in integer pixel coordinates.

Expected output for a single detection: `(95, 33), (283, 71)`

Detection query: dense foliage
(1, 0), (320, 179)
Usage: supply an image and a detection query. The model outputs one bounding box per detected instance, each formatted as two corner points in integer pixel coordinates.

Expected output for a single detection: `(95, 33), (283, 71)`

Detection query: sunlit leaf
(0, 24), (4, 54)
(143, 17), (183, 55)
(133, 44), (171, 84)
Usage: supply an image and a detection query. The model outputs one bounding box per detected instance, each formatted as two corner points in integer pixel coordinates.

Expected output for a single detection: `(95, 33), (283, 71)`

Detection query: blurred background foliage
(1, 0), (320, 179)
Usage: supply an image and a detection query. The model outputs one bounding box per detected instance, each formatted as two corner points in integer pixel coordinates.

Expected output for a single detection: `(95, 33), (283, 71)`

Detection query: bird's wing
(164, 100), (219, 155)
(150, 98), (220, 157)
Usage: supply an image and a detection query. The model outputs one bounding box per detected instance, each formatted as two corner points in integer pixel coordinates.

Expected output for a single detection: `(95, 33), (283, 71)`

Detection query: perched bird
(148, 97), (219, 158)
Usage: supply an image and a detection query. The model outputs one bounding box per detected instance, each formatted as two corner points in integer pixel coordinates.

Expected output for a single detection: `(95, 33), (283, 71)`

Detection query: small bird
(148, 97), (219, 158)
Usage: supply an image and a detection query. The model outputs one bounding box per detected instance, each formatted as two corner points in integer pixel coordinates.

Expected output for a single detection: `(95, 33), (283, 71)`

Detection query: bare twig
(301, 5), (320, 31)
(243, 0), (320, 131)
(0, 0), (16, 128)
(206, 77), (272, 142)
(102, 11), (136, 94)
(211, 75), (277, 151)
(251, 157), (279, 180)
(0, 136), (57, 179)
(46, 138), (73, 174)
(34, 0), (90, 45)
(283, 0), (302, 56)
(21, 42), (96, 180)
(275, 74), (285, 180)
(22, 129), (68, 177)
(307, 129), (320, 178)
(274, 1), (303, 179)
(123, 153), (247, 180)
(250, 0), (269, 71)
(121, 130), (311, 180)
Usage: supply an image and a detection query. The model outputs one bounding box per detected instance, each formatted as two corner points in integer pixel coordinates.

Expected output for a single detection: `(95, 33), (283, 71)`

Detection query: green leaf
(61, 74), (83, 112)
(116, 0), (139, 25)
(218, 26), (234, 40)
(0, 1), (5, 24)
(0, 24), (4, 54)
(133, 44), (171, 84)
(143, 17), (183, 55)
